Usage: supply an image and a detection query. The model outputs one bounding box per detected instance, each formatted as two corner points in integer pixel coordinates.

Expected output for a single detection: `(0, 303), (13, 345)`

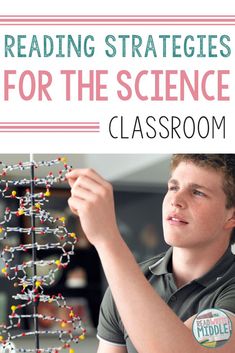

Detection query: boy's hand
(66, 169), (121, 248)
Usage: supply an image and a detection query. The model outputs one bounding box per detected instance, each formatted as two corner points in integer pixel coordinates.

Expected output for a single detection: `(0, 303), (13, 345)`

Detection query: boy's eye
(193, 189), (205, 197)
(168, 185), (178, 191)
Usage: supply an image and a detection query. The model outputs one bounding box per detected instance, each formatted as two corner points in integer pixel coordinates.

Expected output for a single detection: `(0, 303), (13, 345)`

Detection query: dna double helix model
(0, 158), (85, 353)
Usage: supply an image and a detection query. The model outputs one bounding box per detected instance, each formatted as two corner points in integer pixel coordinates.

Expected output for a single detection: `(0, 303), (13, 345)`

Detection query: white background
(1, 1), (235, 15)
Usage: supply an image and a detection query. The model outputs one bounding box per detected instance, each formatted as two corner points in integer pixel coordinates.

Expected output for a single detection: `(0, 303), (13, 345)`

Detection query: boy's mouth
(167, 214), (188, 224)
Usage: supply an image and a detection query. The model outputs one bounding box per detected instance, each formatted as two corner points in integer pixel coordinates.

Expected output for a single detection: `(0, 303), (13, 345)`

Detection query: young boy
(66, 154), (235, 353)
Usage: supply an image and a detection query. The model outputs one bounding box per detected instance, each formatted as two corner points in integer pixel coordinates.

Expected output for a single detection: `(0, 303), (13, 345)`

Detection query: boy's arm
(66, 169), (235, 353)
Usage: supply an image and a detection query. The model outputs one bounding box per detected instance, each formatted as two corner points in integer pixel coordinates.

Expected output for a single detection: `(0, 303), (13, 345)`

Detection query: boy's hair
(171, 154), (235, 245)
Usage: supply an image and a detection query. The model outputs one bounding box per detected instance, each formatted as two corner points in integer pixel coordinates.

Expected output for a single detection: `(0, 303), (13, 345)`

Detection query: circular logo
(192, 308), (232, 348)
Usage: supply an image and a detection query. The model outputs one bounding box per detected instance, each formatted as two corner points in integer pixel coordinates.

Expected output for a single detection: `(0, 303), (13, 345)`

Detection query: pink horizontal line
(0, 126), (99, 129)
(0, 130), (100, 133)
(1, 23), (234, 26)
(0, 18), (235, 22)
(0, 122), (99, 124)
(1, 15), (234, 17)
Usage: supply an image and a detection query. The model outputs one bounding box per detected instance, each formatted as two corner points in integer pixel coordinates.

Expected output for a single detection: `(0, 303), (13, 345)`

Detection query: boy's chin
(163, 234), (192, 248)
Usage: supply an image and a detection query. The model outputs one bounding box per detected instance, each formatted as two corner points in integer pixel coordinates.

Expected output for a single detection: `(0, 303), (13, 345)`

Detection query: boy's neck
(172, 241), (230, 288)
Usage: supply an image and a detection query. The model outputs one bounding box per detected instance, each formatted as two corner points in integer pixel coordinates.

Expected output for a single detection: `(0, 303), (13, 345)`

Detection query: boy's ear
(225, 209), (235, 229)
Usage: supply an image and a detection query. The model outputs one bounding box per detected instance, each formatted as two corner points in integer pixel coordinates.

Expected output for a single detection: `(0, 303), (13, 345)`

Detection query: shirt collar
(149, 247), (173, 275)
(149, 246), (234, 287)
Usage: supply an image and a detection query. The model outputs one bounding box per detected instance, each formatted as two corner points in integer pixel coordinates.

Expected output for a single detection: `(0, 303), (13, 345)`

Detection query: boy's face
(162, 161), (235, 249)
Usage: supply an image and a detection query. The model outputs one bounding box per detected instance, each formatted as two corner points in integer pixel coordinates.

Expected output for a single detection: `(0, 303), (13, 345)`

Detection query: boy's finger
(66, 168), (105, 185)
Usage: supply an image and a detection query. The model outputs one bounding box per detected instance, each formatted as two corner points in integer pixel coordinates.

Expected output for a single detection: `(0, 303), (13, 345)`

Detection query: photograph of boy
(66, 154), (235, 353)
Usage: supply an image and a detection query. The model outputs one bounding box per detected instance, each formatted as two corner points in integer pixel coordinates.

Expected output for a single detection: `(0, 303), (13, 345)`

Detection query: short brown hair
(171, 154), (235, 245)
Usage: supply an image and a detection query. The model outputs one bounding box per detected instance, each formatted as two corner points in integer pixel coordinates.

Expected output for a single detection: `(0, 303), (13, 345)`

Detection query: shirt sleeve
(214, 283), (235, 314)
(97, 287), (126, 345)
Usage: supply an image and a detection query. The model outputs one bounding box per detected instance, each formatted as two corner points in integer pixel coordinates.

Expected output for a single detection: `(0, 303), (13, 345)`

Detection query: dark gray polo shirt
(97, 246), (235, 353)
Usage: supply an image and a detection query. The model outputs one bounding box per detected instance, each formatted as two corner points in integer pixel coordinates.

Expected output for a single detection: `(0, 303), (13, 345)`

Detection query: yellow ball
(1, 268), (7, 274)
(55, 260), (61, 266)
(18, 209), (25, 215)
(61, 321), (66, 328)
(59, 217), (65, 223)
(61, 157), (67, 163)
(70, 232), (76, 238)
(35, 203), (41, 209)
(11, 305), (17, 312)
(35, 280), (41, 288)
(0, 336), (4, 342)
(69, 349), (74, 353)
(11, 190), (17, 196)
(79, 334), (85, 340)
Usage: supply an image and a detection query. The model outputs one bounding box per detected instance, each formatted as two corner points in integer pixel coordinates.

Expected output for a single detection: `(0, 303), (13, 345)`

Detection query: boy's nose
(171, 192), (186, 209)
